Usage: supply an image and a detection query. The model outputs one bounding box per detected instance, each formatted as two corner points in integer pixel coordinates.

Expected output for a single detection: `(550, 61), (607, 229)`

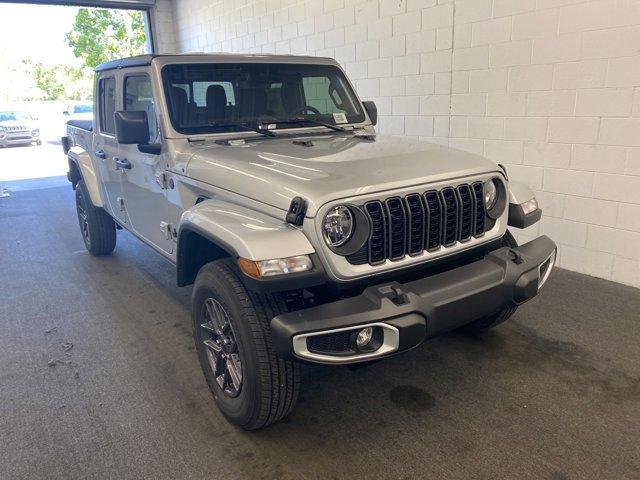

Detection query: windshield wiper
(261, 118), (348, 132)
(207, 122), (277, 137)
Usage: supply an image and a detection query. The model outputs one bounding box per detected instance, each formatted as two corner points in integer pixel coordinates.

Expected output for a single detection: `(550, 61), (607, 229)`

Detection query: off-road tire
(462, 230), (519, 333)
(75, 180), (116, 256)
(192, 258), (300, 430)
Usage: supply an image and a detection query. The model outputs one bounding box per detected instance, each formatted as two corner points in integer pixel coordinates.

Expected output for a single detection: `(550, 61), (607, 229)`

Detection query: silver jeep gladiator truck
(62, 53), (556, 430)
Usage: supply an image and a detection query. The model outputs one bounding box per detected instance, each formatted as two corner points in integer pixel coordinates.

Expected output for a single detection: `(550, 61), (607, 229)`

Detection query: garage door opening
(0, 2), (153, 192)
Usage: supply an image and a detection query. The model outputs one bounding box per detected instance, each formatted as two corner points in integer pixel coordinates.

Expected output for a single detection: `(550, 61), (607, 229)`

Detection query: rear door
(118, 71), (174, 255)
(94, 73), (127, 224)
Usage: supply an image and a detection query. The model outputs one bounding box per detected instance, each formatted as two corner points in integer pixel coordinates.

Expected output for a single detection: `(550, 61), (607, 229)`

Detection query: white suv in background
(0, 110), (41, 147)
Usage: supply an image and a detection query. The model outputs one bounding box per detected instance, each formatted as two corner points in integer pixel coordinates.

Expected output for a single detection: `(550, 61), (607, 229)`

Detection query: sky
(0, 4), (80, 65)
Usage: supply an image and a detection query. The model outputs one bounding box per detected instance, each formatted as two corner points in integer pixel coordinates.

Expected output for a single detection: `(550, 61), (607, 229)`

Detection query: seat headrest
(206, 85), (227, 108)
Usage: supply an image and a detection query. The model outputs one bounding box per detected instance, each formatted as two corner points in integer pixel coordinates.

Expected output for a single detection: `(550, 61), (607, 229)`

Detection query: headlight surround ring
(321, 204), (370, 256)
(322, 205), (354, 247)
(485, 177), (508, 219)
(484, 179), (498, 210)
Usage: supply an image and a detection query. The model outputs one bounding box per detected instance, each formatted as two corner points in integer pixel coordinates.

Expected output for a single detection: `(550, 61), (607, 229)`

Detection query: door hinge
(160, 221), (177, 241)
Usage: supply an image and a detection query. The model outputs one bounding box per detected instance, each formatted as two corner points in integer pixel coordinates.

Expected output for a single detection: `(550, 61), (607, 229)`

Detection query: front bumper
(0, 133), (37, 145)
(271, 235), (556, 365)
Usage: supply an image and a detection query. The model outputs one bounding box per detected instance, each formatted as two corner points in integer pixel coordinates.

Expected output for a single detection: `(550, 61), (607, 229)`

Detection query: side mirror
(114, 110), (150, 145)
(362, 101), (377, 126)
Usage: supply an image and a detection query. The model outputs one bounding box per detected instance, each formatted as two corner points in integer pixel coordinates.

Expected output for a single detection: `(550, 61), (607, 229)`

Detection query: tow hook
(379, 285), (409, 306)
(508, 249), (524, 265)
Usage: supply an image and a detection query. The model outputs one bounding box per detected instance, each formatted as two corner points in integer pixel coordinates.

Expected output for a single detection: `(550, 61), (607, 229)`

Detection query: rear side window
(98, 77), (116, 134)
(124, 75), (159, 143)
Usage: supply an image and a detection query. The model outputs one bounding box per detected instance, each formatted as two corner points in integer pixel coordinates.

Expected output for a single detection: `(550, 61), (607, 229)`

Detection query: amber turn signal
(238, 257), (262, 278)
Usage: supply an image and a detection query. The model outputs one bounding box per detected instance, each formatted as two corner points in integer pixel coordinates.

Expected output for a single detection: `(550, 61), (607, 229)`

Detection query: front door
(118, 72), (174, 255)
(94, 74), (127, 224)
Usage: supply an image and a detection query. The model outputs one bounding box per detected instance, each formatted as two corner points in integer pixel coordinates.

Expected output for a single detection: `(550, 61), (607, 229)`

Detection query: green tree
(24, 60), (66, 100)
(65, 8), (147, 69)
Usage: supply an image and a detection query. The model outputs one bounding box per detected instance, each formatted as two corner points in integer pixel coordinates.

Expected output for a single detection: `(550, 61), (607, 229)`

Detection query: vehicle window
(162, 63), (365, 135)
(124, 75), (159, 143)
(73, 104), (92, 114)
(193, 81), (236, 107)
(99, 77), (116, 135)
(266, 82), (285, 117)
(302, 76), (354, 115)
(0, 111), (27, 122)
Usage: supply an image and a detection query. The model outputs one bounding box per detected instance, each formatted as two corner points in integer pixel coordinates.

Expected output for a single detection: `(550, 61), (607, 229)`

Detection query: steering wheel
(292, 105), (321, 116)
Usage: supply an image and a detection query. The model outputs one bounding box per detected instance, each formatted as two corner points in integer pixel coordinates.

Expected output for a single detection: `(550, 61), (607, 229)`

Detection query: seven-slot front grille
(346, 181), (489, 266)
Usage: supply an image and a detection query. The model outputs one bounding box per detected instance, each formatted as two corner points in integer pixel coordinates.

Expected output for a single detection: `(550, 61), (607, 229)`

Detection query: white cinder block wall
(152, 0), (178, 54)
(156, 0), (640, 288)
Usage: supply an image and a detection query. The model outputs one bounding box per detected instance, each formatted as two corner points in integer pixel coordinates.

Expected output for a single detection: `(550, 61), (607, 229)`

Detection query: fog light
(356, 327), (373, 348)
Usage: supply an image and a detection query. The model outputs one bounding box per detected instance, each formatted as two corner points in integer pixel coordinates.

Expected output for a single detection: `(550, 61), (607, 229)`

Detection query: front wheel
(192, 258), (300, 430)
(462, 230), (519, 333)
(75, 180), (116, 256)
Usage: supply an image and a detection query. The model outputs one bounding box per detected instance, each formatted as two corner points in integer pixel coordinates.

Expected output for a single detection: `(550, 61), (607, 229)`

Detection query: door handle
(114, 157), (132, 170)
(95, 149), (106, 159)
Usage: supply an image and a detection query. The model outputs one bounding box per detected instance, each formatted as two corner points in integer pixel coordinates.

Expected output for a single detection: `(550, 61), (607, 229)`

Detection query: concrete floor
(1, 178), (639, 480)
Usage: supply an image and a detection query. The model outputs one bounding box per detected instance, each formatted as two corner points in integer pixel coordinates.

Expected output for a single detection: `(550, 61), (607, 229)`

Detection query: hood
(185, 133), (500, 217)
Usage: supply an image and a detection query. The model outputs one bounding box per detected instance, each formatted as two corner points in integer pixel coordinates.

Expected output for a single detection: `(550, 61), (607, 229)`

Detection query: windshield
(0, 111), (28, 122)
(73, 104), (93, 114)
(162, 63), (365, 135)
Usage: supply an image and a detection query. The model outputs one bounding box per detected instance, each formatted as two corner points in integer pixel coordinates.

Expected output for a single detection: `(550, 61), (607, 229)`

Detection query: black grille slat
(404, 194), (425, 256)
(456, 184), (473, 242)
(347, 181), (491, 266)
(440, 188), (459, 246)
(424, 190), (442, 251)
(385, 197), (406, 260)
(365, 201), (386, 265)
(471, 181), (485, 237)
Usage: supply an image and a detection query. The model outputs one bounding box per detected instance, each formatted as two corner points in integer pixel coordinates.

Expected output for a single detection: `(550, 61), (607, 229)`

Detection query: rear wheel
(75, 180), (116, 256)
(192, 258), (300, 430)
(462, 230), (519, 333)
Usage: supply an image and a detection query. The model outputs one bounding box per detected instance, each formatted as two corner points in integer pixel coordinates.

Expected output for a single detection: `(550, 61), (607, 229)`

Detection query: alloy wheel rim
(76, 192), (90, 244)
(200, 297), (242, 398)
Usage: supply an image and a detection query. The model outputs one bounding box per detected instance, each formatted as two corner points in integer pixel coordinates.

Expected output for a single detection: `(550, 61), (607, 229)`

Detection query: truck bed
(66, 119), (93, 132)
(64, 120), (93, 154)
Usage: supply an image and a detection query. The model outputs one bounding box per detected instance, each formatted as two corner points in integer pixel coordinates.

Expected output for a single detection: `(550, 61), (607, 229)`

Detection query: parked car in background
(0, 110), (40, 147)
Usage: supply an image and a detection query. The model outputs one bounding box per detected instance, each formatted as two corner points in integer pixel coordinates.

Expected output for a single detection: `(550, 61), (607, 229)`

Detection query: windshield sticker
(332, 112), (348, 124)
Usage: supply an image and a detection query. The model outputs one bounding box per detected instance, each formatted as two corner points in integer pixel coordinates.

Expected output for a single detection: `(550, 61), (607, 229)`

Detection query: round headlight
(484, 179), (498, 210)
(322, 205), (353, 247)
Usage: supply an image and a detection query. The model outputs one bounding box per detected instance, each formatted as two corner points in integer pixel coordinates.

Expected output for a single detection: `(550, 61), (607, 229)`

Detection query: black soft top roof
(94, 53), (338, 72)
(94, 54), (158, 72)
